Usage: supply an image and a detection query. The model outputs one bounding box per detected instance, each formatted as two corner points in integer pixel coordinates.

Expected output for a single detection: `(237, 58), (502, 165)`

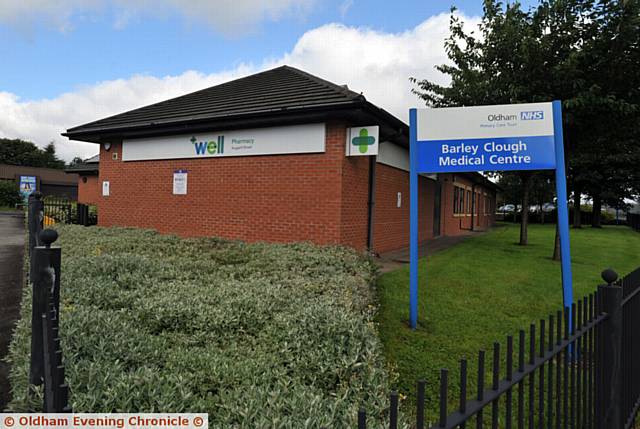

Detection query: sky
(0, 0), (538, 161)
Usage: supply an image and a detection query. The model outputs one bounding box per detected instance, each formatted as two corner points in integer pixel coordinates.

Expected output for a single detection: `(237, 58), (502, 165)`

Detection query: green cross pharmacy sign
(346, 126), (379, 156)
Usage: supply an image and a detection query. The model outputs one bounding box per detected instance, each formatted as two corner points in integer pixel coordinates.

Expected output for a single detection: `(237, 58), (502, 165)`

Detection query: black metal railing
(27, 194), (71, 412)
(24, 193), (640, 422)
(353, 268), (640, 429)
(621, 267), (640, 429)
(36, 193), (97, 226)
(42, 195), (73, 226)
(628, 213), (640, 232)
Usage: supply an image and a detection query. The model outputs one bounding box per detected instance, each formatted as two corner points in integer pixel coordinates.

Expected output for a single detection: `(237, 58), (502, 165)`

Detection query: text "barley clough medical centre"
(439, 140), (532, 167)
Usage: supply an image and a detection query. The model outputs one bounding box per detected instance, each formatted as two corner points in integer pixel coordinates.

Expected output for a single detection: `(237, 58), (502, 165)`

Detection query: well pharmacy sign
(122, 123), (325, 161)
(408, 101), (573, 329)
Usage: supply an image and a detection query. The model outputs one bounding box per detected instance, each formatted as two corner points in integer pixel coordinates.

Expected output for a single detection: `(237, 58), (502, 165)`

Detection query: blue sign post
(409, 100), (573, 329)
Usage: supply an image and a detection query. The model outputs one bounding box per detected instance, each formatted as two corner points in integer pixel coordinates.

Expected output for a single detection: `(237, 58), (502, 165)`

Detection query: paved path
(376, 230), (487, 273)
(0, 212), (25, 410)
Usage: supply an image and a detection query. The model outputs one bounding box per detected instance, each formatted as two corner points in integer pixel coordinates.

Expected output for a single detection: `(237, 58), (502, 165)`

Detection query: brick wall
(441, 174), (495, 236)
(77, 175), (100, 204)
(96, 123), (496, 252)
(98, 122), (351, 245)
(372, 164), (436, 254)
(340, 142), (371, 250)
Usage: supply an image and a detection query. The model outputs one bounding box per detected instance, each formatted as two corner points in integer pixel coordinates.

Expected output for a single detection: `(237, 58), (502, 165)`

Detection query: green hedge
(0, 180), (22, 207)
(6, 226), (404, 428)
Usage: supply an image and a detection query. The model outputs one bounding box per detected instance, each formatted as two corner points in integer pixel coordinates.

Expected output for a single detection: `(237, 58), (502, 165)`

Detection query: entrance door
(433, 180), (442, 236)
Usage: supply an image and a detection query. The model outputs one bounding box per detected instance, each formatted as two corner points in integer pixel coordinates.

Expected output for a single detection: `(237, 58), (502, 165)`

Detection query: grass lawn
(376, 223), (640, 421)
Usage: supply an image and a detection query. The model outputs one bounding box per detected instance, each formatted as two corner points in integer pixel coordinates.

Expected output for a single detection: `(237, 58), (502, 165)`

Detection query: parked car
(541, 203), (555, 212)
(498, 204), (516, 213)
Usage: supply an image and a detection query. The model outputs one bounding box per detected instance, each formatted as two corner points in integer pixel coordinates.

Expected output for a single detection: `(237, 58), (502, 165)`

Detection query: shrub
(0, 180), (22, 207)
(6, 226), (405, 428)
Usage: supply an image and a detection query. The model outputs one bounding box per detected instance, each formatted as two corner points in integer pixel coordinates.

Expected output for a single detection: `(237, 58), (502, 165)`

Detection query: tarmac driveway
(0, 212), (25, 410)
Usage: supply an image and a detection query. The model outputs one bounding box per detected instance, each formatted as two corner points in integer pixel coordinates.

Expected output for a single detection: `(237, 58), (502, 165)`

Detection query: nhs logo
(520, 111), (544, 120)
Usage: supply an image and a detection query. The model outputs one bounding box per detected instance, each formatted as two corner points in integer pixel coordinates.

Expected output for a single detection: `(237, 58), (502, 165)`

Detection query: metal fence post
(78, 203), (89, 226)
(29, 229), (60, 386)
(596, 269), (623, 429)
(27, 192), (44, 386)
(27, 192), (44, 257)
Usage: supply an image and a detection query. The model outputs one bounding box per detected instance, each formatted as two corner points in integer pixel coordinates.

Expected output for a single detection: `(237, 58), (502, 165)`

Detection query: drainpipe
(471, 184), (476, 231)
(366, 156), (377, 254)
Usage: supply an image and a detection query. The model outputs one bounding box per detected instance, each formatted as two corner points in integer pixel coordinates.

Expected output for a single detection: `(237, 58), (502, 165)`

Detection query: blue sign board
(416, 135), (556, 172)
(408, 101), (573, 330)
(18, 175), (37, 201)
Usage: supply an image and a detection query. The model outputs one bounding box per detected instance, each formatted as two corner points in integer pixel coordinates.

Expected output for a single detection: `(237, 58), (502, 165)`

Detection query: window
(453, 187), (459, 214)
(453, 186), (465, 215)
(466, 190), (471, 214)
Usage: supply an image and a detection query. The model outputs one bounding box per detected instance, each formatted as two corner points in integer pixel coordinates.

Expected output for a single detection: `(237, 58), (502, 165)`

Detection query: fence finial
(39, 229), (58, 248)
(601, 268), (618, 285)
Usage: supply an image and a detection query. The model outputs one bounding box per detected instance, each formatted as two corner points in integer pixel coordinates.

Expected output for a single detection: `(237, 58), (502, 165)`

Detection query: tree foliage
(0, 139), (66, 169)
(0, 180), (22, 207)
(412, 0), (640, 238)
(569, 0), (640, 225)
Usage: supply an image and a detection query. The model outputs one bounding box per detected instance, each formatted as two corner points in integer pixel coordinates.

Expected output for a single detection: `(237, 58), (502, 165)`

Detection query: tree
(0, 138), (66, 169)
(41, 142), (65, 169)
(496, 173), (522, 222)
(0, 180), (22, 207)
(412, 0), (585, 245)
(412, 0), (640, 251)
(531, 173), (555, 224)
(569, 0), (640, 227)
(68, 156), (85, 167)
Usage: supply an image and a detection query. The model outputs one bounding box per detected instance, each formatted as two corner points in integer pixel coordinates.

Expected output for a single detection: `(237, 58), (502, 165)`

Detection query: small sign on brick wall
(173, 170), (188, 195)
(346, 126), (379, 156)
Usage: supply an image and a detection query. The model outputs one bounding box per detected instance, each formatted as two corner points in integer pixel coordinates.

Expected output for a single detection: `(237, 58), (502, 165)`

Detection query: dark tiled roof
(64, 154), (99, 174)
(64, 66), (368, 137)
(0, 164), (78, 185)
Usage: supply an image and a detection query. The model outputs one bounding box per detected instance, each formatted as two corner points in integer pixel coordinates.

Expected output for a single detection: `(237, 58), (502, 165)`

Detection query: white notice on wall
(173, 170), (187, 195)
(102, 181), (110, 197)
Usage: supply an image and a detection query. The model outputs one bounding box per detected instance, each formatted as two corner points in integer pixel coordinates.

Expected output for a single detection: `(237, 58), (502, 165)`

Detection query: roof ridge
(281, 65), (364, 101)
(64, 65), (374, 138)
(67, 66), (307, 132)
(66, 70), (263, 132)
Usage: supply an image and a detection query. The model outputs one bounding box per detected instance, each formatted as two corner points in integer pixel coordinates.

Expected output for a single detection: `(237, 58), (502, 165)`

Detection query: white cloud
(0, 0), (315, 36)
(0, 12), (480, 161)
(278, 13), (478, 123)
(0, 67), (256, 160)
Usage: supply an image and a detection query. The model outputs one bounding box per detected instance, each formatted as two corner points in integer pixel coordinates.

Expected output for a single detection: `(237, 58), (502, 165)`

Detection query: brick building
(65, 154), (99, 204)
(63, 66), (497, 254)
